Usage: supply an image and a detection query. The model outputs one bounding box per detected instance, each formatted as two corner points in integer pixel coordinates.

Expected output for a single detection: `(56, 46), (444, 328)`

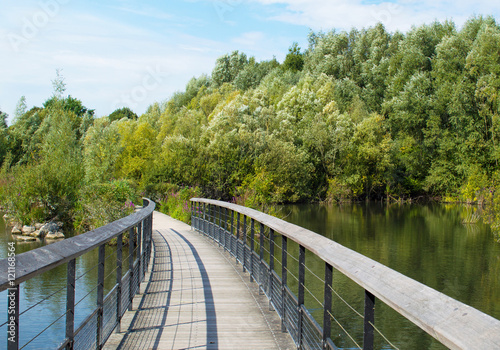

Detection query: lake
(0, 215), (128, 349)
(280, 202), (500, 349)
(0, 202), (499, 349)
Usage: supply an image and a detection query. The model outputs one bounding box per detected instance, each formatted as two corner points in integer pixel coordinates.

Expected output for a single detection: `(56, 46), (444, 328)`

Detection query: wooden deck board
(104, 211), (295, 350)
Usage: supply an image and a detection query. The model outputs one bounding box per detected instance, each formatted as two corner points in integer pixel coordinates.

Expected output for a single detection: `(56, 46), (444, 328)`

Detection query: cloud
(232, 31), (265, 49)
(248, 0), (500, 31)
(0, 3), (227, 122)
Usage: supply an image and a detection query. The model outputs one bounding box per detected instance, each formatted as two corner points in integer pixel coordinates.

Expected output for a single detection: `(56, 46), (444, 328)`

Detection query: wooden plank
(191, 198), (500, 349)
(104, 212), (295, 350)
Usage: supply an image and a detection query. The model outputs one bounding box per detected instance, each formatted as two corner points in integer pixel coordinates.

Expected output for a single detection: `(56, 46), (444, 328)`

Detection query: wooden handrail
(191, 198), (500, 349)
(0, 198), (155, 291)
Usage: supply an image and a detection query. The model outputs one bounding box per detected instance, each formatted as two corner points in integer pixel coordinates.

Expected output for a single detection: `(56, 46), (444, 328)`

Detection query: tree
(283, 42), (304, 72)
(108, 107), (138, 123)
(52, 68), (66, 98)
(83, 118), (121, 183)
(211, 51), (248, 87)
(0, 110), (8, 166)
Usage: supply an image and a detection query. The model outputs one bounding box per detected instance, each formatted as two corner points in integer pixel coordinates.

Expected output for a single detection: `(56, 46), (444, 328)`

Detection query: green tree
(283, 42), (304, 72)
(0, 110), (8, 166)
(83, 118), (121, 183)
(108, 107), (138, 123)
(211, 51), (248, 87)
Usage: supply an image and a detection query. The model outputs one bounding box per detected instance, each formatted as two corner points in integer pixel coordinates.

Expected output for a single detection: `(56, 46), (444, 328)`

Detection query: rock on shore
(10, 221), (65, 240)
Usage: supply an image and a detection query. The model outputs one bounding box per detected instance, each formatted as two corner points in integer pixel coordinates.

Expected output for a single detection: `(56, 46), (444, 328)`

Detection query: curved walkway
(104, 211), (295, 350)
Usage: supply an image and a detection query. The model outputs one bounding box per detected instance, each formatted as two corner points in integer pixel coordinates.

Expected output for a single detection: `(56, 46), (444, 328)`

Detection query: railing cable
(327, 309), (362, 349)
(20, 309), (68, 349)
(370, 321), (400, 350)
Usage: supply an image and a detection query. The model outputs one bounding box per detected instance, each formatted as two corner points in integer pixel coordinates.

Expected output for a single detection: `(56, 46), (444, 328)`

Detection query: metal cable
(76, 262), (99, 281)
(302, 282), (324, 309)
(20, 309), (68, 349)
(75, 284), (99, 308)
(327, 309), (361, 349)
(285, 249), (300, 264)
(327, 284), (364, 319)
(18, 284), (67, 317)
(305, 264), (325, 285)
(284, 267), (299, 282)
(370, 321), (400, 349)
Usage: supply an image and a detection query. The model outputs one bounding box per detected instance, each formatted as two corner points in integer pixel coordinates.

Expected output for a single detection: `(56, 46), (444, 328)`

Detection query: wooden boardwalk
(104, 211), (295, 350)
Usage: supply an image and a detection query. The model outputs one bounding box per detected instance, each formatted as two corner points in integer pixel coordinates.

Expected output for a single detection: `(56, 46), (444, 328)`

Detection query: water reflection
(0, 214), (130, 349)
(281, 202), (500, 349)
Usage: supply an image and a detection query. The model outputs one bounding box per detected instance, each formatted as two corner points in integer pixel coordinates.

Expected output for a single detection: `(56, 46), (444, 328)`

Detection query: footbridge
(0, 198), (499, 349)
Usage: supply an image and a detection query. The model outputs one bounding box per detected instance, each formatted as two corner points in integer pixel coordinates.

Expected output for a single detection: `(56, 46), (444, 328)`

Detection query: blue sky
(1, 0), (499, 123)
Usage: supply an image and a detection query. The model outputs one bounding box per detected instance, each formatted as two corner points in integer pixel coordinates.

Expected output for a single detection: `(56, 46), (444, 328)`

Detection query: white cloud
(232, 31), (265, 50)
(0, 4), (227, 122)
(2, 0), (498, 124)
(248, 0), (500, 32)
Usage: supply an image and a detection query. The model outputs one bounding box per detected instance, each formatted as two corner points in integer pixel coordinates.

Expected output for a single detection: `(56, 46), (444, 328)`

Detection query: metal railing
(191, 198), (500, 350)
(0, 198), (155, 350)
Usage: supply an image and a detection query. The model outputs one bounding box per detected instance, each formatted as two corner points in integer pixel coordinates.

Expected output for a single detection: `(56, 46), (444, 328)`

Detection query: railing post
(259, 222), (264, 293)
(217, 205), (222, 246)
(323, 263), (333, 350)
(269, 229), (275, 311)
(209, 205), (213, 238)
(202, 203), (206, 235)
(281, 236), (288, 332)
(148, 214), (153, 268)
(7, 284), (19, 350)
(223, 208), (228, 251)
(211, 205), (215, 239)
(116, 233), (123, 334)
(137, 222), (142, 287)
(298, 245), (306, 349)
(190, 201), (194, 230)
(65, 259), (76, 350)
(230, 210), (235, 256)
(250, 218), (255, 282)
(192, 201), (196, 230)
(96, 244), (105, 349)
(363, 290), (375, 350)
(128, 227), (135, 311)
(142, 219), (147, 280)
(237, 212), (241, 261)
(242, 215), (247, 272)
(146, 214), (152, 267)
(207, 204), (211, 237)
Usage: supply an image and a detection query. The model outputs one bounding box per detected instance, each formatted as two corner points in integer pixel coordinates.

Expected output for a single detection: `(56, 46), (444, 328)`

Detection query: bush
(73, 179), (138, 232)
(158, 185), (201, 224)
(325, 178), (353, 203)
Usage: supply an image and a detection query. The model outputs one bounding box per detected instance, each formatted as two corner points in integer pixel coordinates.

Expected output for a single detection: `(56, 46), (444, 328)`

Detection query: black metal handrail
(191, 198), (500, 350)
(0, 198), (155, 350)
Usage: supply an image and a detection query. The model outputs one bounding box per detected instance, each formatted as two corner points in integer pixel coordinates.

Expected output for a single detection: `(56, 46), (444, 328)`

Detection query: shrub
(158, 185), (201, 224)
(73, 179), (138, 232)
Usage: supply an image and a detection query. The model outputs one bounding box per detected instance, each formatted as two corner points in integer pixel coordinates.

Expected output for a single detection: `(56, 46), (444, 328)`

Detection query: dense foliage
(1, 17), (500, 239)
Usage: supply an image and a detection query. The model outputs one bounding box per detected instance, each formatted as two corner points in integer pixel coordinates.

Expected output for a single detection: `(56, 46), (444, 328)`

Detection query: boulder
(11, 226), (22, 235)
(35, 223), (44, 230)
(14, 235), (37, 242)
(40, 222), (60, 235)
(30, 230), (44, 238)
(22, 225), (36, 235)
(46, 231), (65, 239)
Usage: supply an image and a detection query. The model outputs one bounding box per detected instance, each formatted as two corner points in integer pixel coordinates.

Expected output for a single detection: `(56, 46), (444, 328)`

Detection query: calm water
(280, 202), (500, 349)
(1, 203), (499, 349)
(0, 215), (128, 349)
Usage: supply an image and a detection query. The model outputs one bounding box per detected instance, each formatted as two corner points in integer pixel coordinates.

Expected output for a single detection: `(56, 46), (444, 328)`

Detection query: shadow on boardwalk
(104, 212), (294, 350)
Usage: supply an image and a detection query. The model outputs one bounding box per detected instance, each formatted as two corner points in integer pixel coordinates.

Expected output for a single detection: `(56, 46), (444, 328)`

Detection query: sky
(1, 0), (499, 124)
